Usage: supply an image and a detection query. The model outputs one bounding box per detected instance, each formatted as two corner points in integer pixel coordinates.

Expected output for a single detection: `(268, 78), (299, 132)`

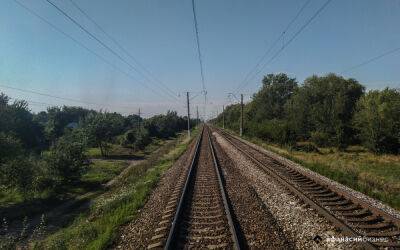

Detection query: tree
(45, 106), (91, 144)
(0, 157), (36, 197)
(353, 88), (400, 153)
(134, 129), (151, 150)
(145, 111), (186, 138)
(286, 74), (364, 148)
(121, 129), (137, 151)
(45, 130), (88, 184)
(247, 73), (298, 122)
(84, 112), (124, 156)
(0, 94), (44, 150)
(0, 133), (23, 163)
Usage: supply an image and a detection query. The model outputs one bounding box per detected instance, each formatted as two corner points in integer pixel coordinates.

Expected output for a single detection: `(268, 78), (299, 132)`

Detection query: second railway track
(214, 126), (400, 249)
(147, 127), (240, 249)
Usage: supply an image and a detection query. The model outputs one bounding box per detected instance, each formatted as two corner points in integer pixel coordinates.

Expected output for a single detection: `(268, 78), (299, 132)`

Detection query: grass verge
(34, 129), (197, 249)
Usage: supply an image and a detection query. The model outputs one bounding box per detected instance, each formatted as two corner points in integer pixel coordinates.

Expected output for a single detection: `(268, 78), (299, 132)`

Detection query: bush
(0, 157), (36, 198)
(45, 132), (88, 185)
(353, 88), (400, 154)
(252, 119), (295, 146)
(310, 131), (331, 147)
(292, 142), (320, 153)
(134, 129), (151, 150)
(0, 132), (23, 163)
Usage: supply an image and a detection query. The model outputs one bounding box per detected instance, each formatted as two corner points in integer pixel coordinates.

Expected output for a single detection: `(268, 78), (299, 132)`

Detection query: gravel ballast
(213, 132), (357, 249)
(213, 137), (292, 249)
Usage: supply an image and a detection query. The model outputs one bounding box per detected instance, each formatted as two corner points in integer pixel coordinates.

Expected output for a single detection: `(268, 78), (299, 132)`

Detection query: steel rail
(207, 128), (241, 250)
(164, 127), (204, 249)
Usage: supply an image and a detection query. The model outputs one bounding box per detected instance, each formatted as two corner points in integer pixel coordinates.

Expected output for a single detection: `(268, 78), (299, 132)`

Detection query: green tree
(0, 157), (36, 198)
(145, 111), (186, 138)
(286, 74), (364, 148)
(84, 112), (124, 156)
(247, 73), (298, 122)
(0, 133), (23, 163)
(134, 129), (151, 150)
(45, 106), (91, 144)
(353, 88), (400, 153)
(45, 130), (88, 184)
(0, 94), (44, 150)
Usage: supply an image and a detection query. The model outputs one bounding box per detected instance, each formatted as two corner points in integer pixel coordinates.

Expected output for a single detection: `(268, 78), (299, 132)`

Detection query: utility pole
(187, 92), (191, 139)
(196, 106), (198, 126)
(240, 94), (243, 137)
(222, 105), (225, 129)
(137, 108), (141, 133)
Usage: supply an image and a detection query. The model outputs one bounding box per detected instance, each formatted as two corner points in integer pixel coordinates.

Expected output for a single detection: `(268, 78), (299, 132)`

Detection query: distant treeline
(213, 73), (399, 154)
(0, 92), (196, 199)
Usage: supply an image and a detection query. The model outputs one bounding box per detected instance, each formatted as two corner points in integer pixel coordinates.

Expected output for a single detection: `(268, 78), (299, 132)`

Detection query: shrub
(353, 88), (400, 154)
(310, 131), (331, 147)
(253, 119), (295, 146)
(0, 132), (23, 163)
(45, 132), (87, 185)
(0, 157), (36, 198)
(292, 142), (320, 153)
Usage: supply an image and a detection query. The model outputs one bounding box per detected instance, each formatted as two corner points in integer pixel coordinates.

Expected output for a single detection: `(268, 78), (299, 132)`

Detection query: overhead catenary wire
(11, 0), (159, 107)
(191, 0), (206, 93)
(9, 97), (60, 108)
(235, 0), (312, 94)
(0, 84), (134, 110)
(11, 0), (181, 114)
(1, 84), (97, 106)
(235, 0), (332, 94)
(340, 46), (400, 74)
(191, 0), (207, 120)
(44, 0), (178, 103)
(68, 0), (178, 100)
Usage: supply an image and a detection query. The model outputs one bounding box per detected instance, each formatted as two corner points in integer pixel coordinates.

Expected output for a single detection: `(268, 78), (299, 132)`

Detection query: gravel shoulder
(213, 136), (292, 249)
(113, 139), (197, 249)
(213, 131), (357, 249)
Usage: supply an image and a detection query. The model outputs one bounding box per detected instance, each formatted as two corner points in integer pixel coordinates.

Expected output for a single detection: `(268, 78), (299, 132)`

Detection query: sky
(0, 0), (399, 118)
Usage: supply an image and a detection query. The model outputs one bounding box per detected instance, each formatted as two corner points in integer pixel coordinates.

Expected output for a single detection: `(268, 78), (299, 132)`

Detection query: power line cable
(235, 0), (312, 94)
(68, 0), (178, 100)
(12, 0), (179, 114)
(191, 0), (207, 120)
(236, 0), (332, 94)
(9, 97), (59, 107)
(0, 84), (135, 110)
(11, 0), (159, 105)
(340, 46), (400, 74)
(44, 0), (177, 102)
(191, 0), (206, 93)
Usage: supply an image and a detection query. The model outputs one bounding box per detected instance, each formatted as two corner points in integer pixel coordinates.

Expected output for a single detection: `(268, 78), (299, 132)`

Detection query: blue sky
(0, 0), (399, 118)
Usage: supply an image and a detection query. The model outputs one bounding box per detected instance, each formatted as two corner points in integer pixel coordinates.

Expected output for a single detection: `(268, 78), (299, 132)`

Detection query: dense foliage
(214, 73), (399, 154)
(0, 94), (192, 200)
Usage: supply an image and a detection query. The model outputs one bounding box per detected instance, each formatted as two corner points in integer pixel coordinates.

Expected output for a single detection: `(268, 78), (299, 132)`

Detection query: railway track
(214, 127), (400, 249)
(147, 127), (240, 249)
